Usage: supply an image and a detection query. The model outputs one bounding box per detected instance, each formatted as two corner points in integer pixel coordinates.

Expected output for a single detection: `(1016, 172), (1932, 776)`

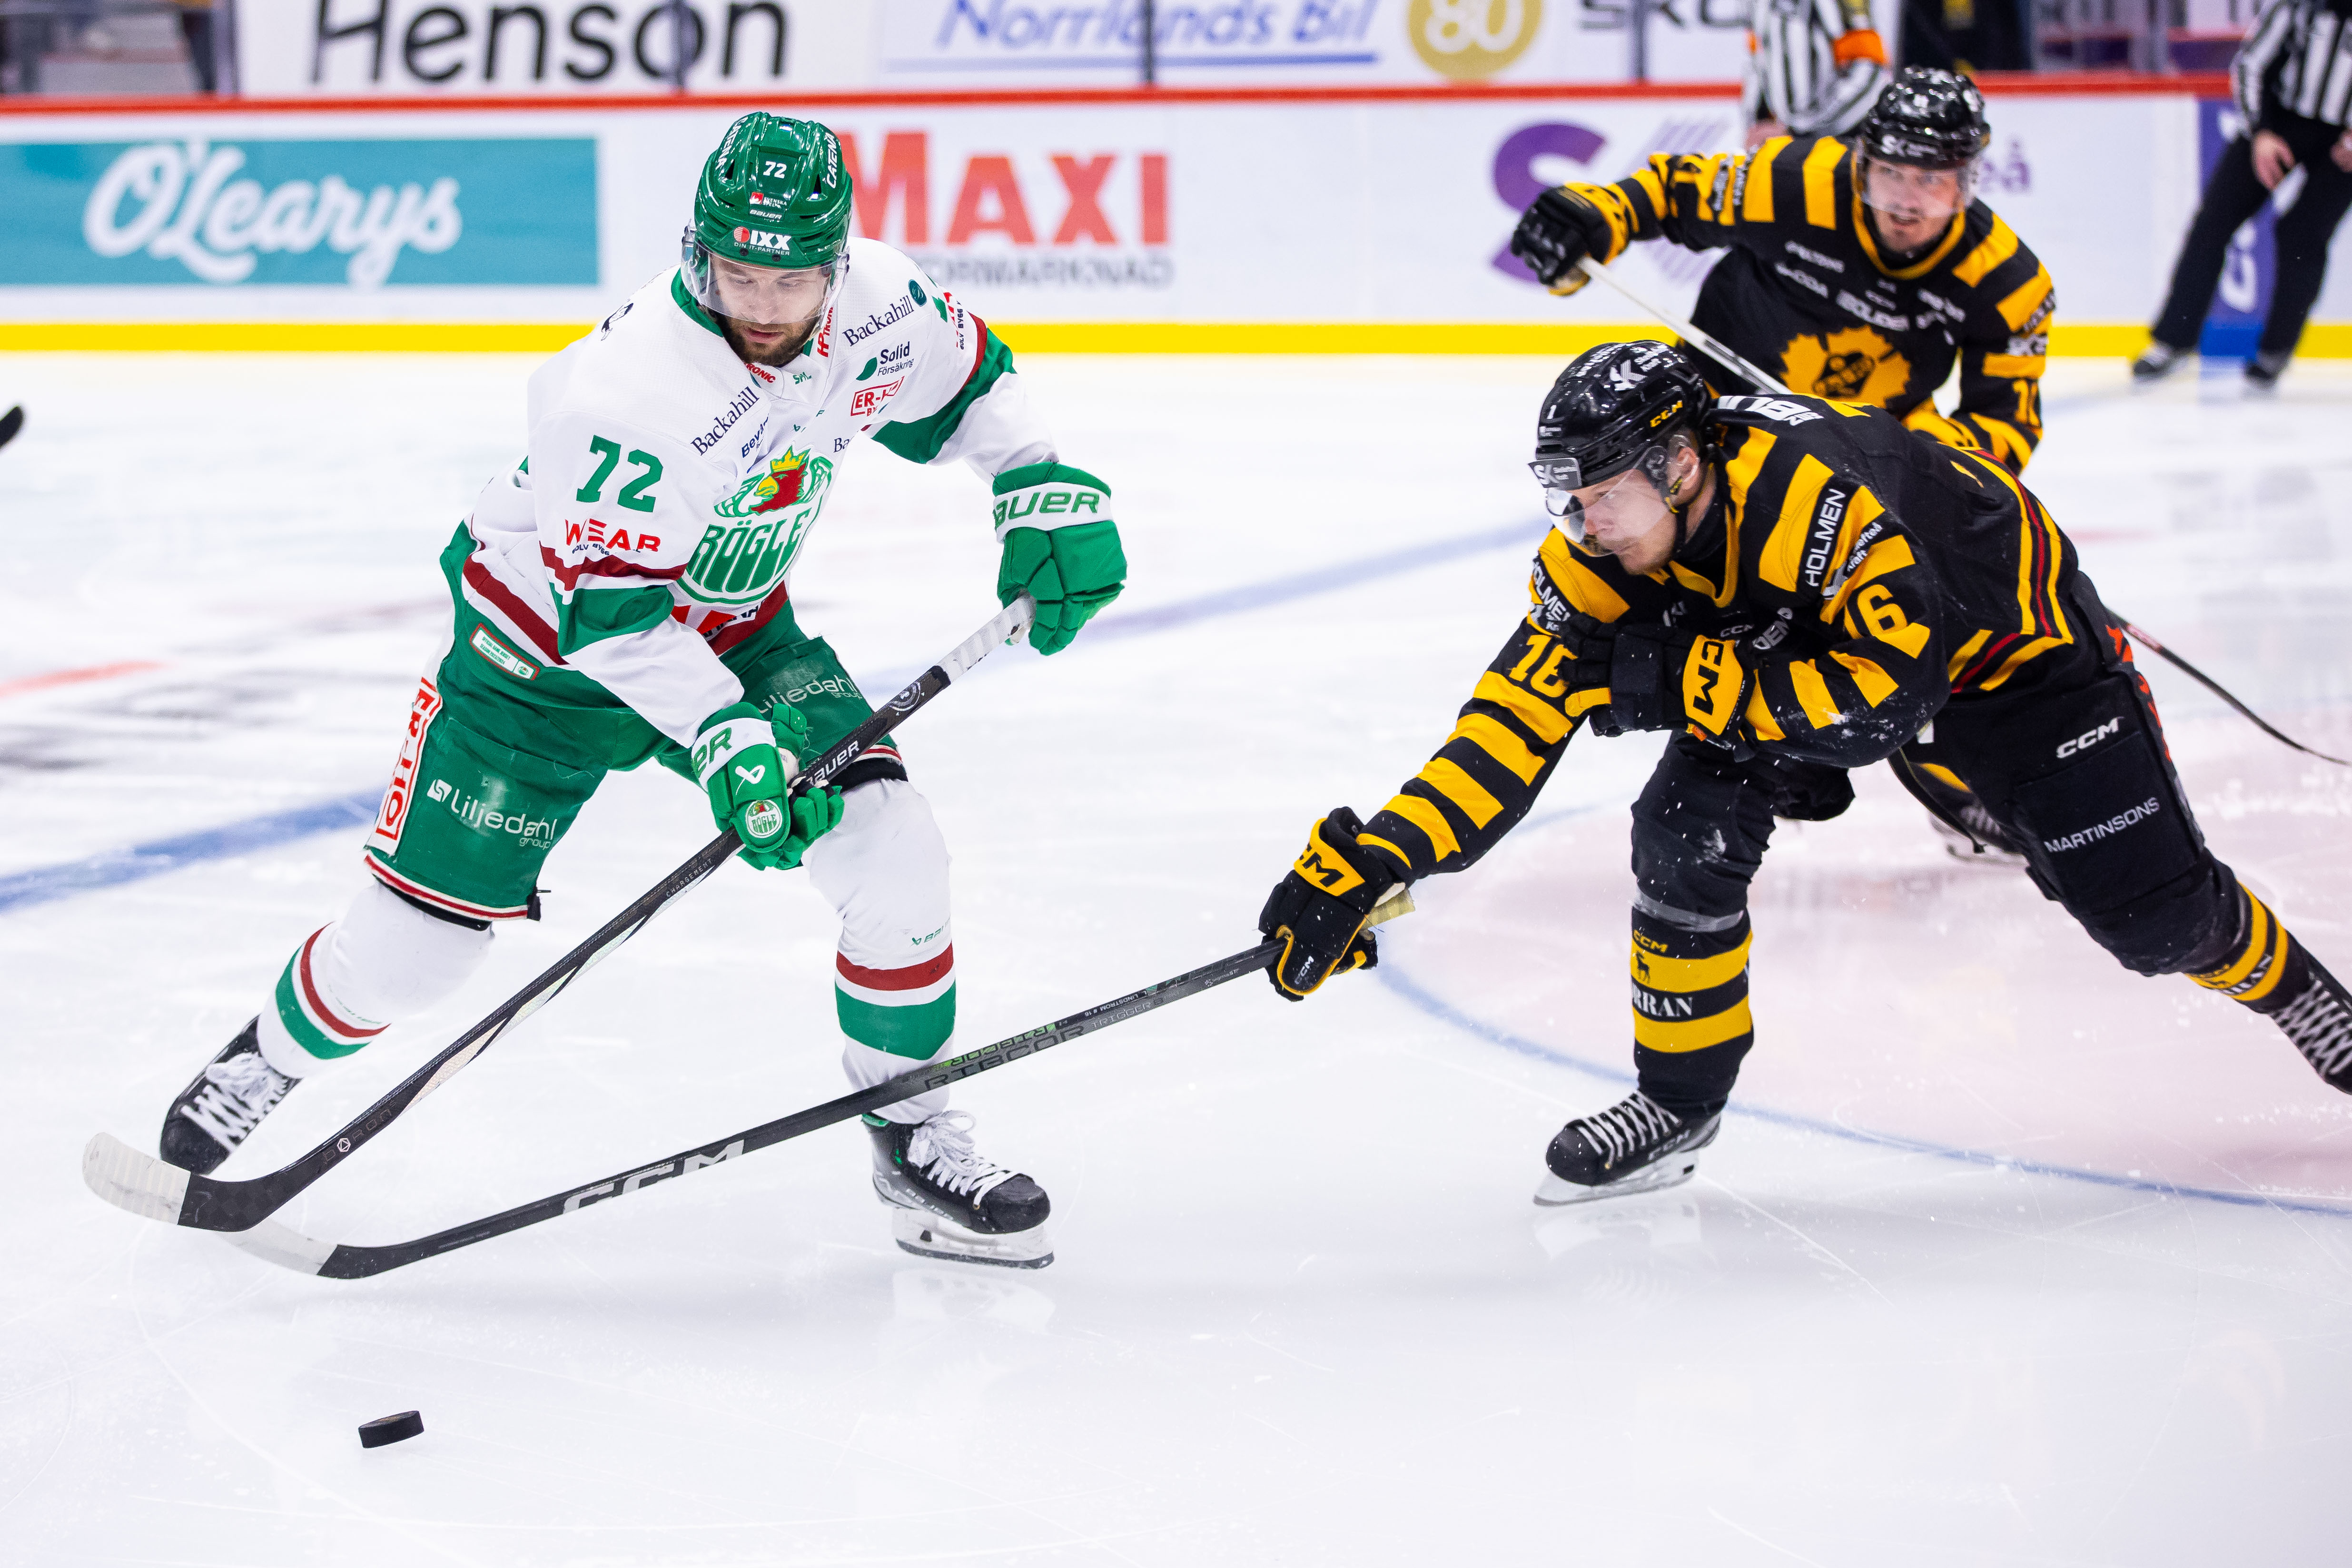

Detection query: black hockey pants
(1625, 580), (2243, 1118)
(2151, 110), (2352, 361)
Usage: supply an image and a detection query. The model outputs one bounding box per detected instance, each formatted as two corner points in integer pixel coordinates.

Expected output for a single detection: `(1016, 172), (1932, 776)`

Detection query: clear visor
(1532, 460), (1673, 549)
(685, 240), (847, 336)
(1856, 153), (1977, 226)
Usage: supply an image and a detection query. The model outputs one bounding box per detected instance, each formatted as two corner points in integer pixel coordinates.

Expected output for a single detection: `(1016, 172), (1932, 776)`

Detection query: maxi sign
(0, 138), (597, 287)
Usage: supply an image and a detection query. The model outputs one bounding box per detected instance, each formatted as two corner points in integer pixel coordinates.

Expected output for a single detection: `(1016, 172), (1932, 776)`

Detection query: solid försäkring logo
(0, 136), (596, 287)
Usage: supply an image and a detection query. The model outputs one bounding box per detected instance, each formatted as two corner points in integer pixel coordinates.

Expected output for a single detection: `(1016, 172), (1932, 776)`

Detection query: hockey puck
(357, 1410), (424, 1449)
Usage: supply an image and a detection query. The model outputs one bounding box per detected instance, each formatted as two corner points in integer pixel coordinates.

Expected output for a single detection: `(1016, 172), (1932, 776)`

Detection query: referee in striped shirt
(1742, 0), (1892, 149)
(2136, 0), (2352, 388)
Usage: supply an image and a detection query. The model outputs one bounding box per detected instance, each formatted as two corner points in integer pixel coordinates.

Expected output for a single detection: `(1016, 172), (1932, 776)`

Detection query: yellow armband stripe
(1802, 138), (1843, 228)
(1951, 215), (2020, 287)
(1788, 661), (1844, 730)
(1447, 713), (1545, 784)
(1416, 758), (1504, 828)
(1384, 791), (1461, 861)
(1472, 672), (1571, 745)
(1744, 687), (1786, 741)
(1830, 650), (1900, 707)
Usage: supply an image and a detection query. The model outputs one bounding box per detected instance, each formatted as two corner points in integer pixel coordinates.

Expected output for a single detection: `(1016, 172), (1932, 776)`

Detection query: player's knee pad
(804, 780), (956, 1115)
(1999, 694), (2235, 976)
(802, 778), (952, 966)
(258, 880), (494, 1075)
(1631, 739), (1777, 922)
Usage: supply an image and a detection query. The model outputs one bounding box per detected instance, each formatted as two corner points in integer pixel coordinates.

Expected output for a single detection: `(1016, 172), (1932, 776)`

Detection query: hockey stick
(1572, 257), (1794, 401)
(217, 889), (1417, 1279)
(2120, 621), (2351, 767)
(82, 596), (1038, 1236)
(1573, 260), (2351, 766)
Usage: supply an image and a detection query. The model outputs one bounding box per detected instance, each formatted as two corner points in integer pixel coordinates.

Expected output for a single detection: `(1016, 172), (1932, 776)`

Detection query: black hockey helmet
(1531, 341), (1711, 553)
(1857, 67), (1990, 170)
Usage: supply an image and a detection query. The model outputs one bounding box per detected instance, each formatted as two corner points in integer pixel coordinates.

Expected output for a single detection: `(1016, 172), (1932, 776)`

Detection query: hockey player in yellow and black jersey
(1508, 68), (2051, 474)
(1255, 343), (2352, 1204)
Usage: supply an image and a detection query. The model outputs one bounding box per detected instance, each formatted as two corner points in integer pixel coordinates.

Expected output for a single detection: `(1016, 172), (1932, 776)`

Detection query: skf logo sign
(733, 226), (791, 254)
(849, 376), (903, 419)
(2057, 717), (2122, 758)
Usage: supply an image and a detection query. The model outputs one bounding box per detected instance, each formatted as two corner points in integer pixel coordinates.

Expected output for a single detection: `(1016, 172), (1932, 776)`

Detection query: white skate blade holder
(1533, 1150), (1706, 1208)
(890, 1208), (1054, 1270)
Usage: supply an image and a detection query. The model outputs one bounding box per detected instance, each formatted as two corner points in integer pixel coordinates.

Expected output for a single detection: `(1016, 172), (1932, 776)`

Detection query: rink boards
(0, 79), (2347, 354)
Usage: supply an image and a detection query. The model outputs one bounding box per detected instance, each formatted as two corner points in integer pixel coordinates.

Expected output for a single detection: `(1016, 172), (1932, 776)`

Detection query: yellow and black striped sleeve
(1908, 214), (2052, 473)
(1570, 134), (1841, 262)
(1731, 429), (1950, 765)
(1353, 532), (1630, 882)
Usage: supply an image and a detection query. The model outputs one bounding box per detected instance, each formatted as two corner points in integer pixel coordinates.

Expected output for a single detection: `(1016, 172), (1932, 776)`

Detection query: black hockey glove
(1258, 807), (1402, 1002)
(1509, 187), (1615, 293)
(1562, 614), (1752, 747)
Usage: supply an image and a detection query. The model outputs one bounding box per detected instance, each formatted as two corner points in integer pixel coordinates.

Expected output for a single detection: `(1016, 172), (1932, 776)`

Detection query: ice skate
(2129, 342), (2188, 385)
(2270, 964), (2352, 1090)
(1928, 802), (2029, 868)
(1534, 1092), (1720, 1206)
(867, 1110), (1053, 1269)
(158, 1019), (299, 1175)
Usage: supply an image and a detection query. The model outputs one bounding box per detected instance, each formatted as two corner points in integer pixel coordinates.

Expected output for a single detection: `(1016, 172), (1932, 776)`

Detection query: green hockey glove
(692, 702), (843, 869)
(1257, 807), (1405, 1001)
(992, 462), (1126, 655)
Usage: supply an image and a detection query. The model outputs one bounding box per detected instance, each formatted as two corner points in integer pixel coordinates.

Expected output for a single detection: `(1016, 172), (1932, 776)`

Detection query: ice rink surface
(2, 350), (2349, 1566)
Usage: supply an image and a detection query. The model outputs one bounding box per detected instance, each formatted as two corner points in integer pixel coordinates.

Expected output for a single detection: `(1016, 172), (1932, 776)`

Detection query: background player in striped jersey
(1742, 0), (1890, 149)
(2134, 0), (2352, 390)
(1255, 343), (2352, 1203)
(1510, 68), (2049, 477)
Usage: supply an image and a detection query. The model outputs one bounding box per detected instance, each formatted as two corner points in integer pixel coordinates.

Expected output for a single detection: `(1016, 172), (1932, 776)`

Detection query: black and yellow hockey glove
(1257, 807), (1403, 1001)
(1509, 187), (1617, 294)
(1563, 614), (1751, 747)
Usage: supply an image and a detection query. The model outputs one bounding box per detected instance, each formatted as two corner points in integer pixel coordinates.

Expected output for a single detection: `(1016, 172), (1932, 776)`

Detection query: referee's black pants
(2152, 109), (2352, 360)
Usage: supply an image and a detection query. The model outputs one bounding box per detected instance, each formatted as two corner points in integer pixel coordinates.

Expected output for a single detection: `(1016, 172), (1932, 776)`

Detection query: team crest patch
(716, 449), (829, 519)
(1782, 326), (1911, 404)
(688, 449), (837, 607)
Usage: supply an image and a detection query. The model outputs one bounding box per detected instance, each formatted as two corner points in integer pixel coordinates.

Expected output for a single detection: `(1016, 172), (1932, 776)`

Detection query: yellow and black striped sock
(1630, 907), (1755, 1115)
(2191, 883), (2352, 1085)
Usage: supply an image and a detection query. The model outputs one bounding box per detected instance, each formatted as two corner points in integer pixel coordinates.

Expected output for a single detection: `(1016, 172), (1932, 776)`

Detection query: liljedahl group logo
(0, 136), (597, 287)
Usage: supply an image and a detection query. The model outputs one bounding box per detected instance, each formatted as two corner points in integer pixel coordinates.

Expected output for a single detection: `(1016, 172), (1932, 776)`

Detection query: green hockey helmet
(681, 112), (854, 330)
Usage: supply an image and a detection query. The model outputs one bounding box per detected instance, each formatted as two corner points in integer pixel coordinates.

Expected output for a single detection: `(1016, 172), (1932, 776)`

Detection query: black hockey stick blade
(0, 405), (22, 452)
(223, 891), (1415, 1279)
(2123, 622), (2351, 767)
(82, 598), (1037, 1235)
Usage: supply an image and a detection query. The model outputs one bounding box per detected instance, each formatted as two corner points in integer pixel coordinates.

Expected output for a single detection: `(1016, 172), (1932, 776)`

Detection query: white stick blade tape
(82, 1133), (190, 1223)
(224, 1218), (336, 1275)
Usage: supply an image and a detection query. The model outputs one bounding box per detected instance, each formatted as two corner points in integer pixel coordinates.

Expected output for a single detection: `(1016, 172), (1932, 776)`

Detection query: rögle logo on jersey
(0, 136), (596, 288)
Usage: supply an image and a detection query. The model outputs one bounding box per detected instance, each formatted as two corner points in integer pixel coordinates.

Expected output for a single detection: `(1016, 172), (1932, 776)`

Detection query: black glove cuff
(1608, 626), (1677, 730)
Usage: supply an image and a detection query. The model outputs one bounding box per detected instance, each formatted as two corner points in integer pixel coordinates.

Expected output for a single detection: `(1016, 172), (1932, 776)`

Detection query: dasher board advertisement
(0, 90), (2276, 336)
(228, 0), (1775, 95)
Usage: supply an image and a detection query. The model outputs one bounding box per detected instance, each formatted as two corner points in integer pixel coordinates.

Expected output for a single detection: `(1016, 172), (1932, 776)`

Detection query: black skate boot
(866, 1111), (1053, 1269)
(1535, 1091), (1720, 1206)
(2130, 342), (2188, 385)
(159, 1018), (299, 1175)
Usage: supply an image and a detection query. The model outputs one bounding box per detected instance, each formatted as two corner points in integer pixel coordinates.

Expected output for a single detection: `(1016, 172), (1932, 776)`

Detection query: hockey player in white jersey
(154, 113), (1127, 1269)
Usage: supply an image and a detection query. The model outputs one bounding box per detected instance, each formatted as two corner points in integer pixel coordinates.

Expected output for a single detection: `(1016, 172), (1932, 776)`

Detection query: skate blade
(889, 1207), (1054, 1270)
(1532, 1155), (1702, 1208)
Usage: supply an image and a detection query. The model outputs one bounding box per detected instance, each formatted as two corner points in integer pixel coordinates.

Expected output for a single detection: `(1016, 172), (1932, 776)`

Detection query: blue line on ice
(0, 520), (1542, 915)
(1377, 927), (2352, 1222)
